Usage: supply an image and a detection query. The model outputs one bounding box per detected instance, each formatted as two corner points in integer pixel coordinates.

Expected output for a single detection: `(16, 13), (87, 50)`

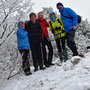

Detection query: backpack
(61, 13), (81, 24)
(77, 15), (81, 24)
(49, 19), (64, 34)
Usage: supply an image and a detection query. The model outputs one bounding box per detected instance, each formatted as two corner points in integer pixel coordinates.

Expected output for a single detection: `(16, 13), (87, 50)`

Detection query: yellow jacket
(49, 17), (65, 39)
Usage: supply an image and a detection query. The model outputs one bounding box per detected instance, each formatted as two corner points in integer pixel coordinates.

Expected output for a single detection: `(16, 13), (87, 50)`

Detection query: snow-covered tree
(75, 19), (90, 54)
(0, 0), (33, 46)
(0, 0), (33, 79)
(42, 7), (53, 20)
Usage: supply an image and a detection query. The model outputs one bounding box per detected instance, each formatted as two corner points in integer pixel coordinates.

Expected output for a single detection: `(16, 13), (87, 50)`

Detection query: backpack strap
(57, 18), (65, 33)
(49, 21), (55, 34)
(57, 19), (63, 25)
(61, 13), (72, 19)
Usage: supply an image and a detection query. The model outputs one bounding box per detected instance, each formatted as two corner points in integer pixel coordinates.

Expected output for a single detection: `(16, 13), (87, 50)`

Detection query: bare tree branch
(0, 23), (17, 46)
(0, 24), (7, 39)
(1, 0), (7, 16)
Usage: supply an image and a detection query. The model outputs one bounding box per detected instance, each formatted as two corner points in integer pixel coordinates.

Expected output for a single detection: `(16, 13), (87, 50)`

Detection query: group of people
(17, 2), (79, 76)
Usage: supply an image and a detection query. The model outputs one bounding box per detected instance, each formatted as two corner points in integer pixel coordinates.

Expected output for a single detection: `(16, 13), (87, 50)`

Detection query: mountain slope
(1, 52), (90, 90)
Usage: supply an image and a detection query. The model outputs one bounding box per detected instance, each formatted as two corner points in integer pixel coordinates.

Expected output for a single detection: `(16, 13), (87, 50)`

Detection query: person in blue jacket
(56, 2), (79, 56)
(17, 21), (32, 76)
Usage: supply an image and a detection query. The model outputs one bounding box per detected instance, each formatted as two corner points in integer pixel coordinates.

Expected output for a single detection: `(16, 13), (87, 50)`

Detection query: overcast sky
(32, 0), (90, 21)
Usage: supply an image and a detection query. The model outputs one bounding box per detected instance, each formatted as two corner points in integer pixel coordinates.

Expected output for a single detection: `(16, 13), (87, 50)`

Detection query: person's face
(51, 14), (55, 19)
(30, 15), (36, 23)
(57, 5), (63, 10)
(38, 13), (44, 20)
(20, 22), (24, 29)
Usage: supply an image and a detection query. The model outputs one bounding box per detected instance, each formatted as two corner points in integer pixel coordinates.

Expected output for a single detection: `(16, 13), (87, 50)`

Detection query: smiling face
(30, 15), (36, 24)
(51, 13), (55, 19)
(38, 12), (44, 20)
(57, 5), (63, 10)
(19, 22), (25, 29)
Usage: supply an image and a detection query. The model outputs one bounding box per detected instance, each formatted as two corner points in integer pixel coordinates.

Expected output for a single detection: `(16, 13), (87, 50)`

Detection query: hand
(73, 26), (77, 30)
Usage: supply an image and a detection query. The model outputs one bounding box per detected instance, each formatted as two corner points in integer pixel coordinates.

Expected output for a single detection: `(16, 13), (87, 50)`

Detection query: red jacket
(36, 18), (49, 39)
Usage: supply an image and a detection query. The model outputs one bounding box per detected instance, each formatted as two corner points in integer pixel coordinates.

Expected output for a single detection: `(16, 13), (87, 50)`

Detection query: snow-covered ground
(1, 52), (90, 90)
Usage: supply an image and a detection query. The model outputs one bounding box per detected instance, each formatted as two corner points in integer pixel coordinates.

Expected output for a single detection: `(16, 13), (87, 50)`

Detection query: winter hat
(56, 2), (63, 8)
(19, 22), (24, 28)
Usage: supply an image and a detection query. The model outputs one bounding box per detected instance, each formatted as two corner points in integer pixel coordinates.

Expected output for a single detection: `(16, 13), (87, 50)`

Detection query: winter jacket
(25, 21), (42, 43)
(49, 11), (65, 39)
(59, 7), (78, 33)
(36, 18), (48, 39)
(17, 21), (30, 50)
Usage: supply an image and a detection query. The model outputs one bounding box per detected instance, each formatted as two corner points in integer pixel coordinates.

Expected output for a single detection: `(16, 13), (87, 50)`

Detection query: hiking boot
(40, 66), (46, 70)
(45, 64), (50, 67)
(50, 63), (54, 66)
(24, 71), (32, 76)
(48, 55), (53, 67)
(24, 67), (32, 76)
(34, 68), (38, 72)
(63, 49), (68, 62)
(59, 52), (63, 62)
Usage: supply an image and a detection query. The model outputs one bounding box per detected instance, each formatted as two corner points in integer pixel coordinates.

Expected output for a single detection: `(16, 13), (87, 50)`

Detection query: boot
(70, 44), (78, 56)
(63, 49), (68, 62)
(50, 63), (54, 66)
(33, 59), (38, 72)
(24, 67), (32, 76)
(48, 55), (53, 66)
(44, 59), (49, 67)
(34, 67), (38, 72)
(45, 63), (50, 67)
(39, 60), (46, 70)
(40, 66), (46, 70)
(34, 64), (38, 72)
(58, 52), (63, 63)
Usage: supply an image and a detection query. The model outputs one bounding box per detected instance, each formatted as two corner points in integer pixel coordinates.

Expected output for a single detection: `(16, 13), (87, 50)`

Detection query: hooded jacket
(36, 18), (48, 39)
(16, 21), (30, 50)
(59, 7), (78, 33)
(49, 11), (65, 39)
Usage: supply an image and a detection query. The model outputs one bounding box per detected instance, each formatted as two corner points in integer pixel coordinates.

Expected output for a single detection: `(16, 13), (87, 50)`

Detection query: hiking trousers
(66, 29), (78, 56)
(19, 49), (30, 72)
(42, 37), (53, 66)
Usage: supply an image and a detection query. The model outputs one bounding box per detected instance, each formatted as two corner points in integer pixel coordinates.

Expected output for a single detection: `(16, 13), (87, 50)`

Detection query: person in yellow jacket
(49, 11), (68, 62)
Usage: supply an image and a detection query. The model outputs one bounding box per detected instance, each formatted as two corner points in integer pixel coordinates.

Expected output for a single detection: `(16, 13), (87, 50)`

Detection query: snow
(1, 52), (90, 90)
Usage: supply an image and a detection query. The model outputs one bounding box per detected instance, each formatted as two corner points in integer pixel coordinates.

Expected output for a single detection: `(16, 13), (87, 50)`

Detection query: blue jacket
(59, 7), (78, 33)
(17, 21), (30, 50)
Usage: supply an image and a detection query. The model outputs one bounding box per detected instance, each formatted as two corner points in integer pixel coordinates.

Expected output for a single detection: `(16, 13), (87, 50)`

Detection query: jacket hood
(17, 21), (24, 29)
(49, 11), (57, 21)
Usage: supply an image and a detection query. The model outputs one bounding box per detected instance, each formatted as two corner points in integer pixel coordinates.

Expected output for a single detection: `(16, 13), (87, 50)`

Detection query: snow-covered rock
(1, 52), (90, 90)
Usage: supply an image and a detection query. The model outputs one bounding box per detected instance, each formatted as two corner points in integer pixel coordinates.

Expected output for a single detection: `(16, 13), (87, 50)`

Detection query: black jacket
(25, 21), (42, 43)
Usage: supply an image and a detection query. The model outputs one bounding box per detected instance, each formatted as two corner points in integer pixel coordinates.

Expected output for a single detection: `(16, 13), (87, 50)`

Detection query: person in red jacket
(37, 12), (54, 67)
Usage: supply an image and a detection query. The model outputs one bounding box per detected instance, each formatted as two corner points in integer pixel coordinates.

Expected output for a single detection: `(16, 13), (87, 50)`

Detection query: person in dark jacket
(25, 13), (45, 72)
(56, 2), (79, 56)
(17, 21), (32, 76)
(36, 12), (54, 67)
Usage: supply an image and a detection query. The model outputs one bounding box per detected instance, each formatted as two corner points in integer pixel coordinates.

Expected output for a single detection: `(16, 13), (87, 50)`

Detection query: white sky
(32, 0), (90, 21)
